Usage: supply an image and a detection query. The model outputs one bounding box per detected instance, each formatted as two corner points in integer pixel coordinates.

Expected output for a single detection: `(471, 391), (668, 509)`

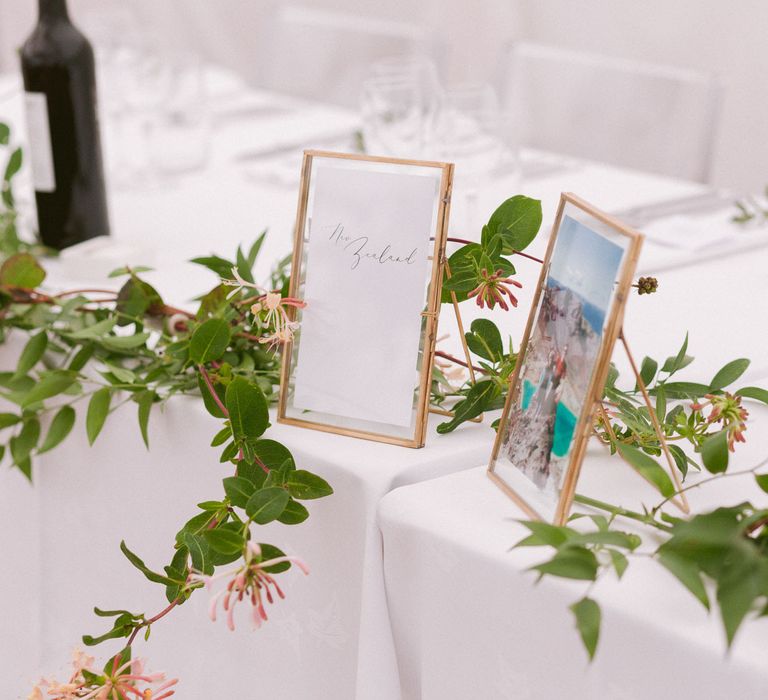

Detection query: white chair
(256, 4), (442, 108)
(501, 42), (722, 182)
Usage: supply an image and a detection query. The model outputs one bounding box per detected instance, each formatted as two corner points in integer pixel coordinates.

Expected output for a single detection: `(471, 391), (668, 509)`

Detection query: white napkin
(641, 210), (737, 251)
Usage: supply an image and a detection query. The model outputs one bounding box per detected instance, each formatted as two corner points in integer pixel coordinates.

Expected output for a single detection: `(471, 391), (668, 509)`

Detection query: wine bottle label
(23, 92), (56, 193)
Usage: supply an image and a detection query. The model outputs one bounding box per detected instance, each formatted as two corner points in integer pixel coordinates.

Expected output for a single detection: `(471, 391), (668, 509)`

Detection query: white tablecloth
(378, 416), (768, 700)
(2, 69), (768, 698)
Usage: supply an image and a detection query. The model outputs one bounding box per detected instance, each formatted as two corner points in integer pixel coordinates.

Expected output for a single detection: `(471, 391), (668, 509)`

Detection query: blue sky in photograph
(548, 215), (624, 312)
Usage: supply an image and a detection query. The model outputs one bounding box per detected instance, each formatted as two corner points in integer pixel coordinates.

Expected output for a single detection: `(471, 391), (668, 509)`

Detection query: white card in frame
(277, 150), (454, 448)
(488, 192), (643, 524)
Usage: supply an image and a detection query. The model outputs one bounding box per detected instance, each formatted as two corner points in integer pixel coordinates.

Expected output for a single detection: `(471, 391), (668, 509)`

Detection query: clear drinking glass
(360, 75), (424, 158)
(435, 83), (517, 229)
(360, 55), (442, 158)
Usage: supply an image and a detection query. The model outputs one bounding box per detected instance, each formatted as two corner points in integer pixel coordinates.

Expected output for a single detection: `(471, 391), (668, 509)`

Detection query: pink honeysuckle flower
(467, 268), (523, 311)
(31, 651), (177, 700)
(187, 542), (309, 631)
(690, 392), (749, 452)
(221, 266), (306, 349)
(221, 266), (263, 300)
(71, 650), (95, 676)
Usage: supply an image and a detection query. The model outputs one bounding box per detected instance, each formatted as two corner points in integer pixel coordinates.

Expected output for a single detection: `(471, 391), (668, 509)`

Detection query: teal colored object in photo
(552, 402), (577, 457)
(521, 379), (536, 410)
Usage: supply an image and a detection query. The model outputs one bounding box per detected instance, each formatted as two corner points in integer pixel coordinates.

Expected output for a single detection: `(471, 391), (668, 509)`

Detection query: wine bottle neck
(38, 0), (70, 22)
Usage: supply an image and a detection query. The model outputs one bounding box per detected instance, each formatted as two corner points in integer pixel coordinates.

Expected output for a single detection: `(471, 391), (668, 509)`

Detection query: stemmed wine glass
(359, 55), (441, 158)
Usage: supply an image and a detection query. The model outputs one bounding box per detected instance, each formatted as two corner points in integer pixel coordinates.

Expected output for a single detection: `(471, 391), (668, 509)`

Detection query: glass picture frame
(488, 192), (643, 523)
(277, 150), (454, 448)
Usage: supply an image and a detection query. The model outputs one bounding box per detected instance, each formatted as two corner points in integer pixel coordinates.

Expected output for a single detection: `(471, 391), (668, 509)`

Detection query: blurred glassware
(82, 5), (211, 184)
(82, 4), (151, 187)
(145, 52), (211, 175)
(360, 55), (441, 158)
(435, 83), (519, 229)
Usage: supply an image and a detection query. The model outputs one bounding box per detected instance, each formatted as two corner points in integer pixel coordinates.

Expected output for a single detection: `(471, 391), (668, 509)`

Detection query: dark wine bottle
(20, 0), (110, 250)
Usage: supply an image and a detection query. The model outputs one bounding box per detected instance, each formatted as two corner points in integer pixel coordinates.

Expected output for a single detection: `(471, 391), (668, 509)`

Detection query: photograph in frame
(278, 151), (453, 448)
(489, 193), (643, 523)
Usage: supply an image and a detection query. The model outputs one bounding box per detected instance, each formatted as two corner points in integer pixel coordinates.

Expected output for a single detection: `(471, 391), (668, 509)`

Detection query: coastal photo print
(489, 194), (642, 522)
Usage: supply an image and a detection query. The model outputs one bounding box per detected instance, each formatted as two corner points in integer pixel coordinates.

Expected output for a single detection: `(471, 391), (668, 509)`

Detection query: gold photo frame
(488, 193), (645, 524)
(277, 150), (454, 448)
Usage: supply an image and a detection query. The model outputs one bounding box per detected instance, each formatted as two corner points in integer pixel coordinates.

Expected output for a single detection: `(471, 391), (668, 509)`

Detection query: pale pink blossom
(187, 543), (309, 631)
(30, 651), (177, 700)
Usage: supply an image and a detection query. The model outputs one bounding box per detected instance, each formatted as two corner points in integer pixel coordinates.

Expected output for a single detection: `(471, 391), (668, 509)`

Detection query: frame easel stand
(427, 258), (483, 423)
(594, 328), (690, 514)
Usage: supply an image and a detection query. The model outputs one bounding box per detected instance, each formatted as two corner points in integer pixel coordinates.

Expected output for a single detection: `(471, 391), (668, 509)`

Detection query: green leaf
(569, 531), (641, 550)
(245, 487), (289, 524)
(660, 333), (690, 374)
(86, 388), (112, 445)
(93, 607), (136, 618)
(437, 379), (500, 433)
(657, 552), (710, 609)
(487, 195), (543, 253)
(39, 405), (76, 454)
(532, 547), (598, 581)
(0, 252), (46, 289)
(755, 473), (768, 493)
(717, 561), (763, 647)
(4, 146), (22, 180)
(82, 624), (132, 647)
(465, 318), (503, 362)
(0, 122), (9, 145)
(637, 356), (658, 390)
(650, 381), (711, 399)
(617, 444), (675, 497)
(203, 528), (244, 556)
(100, 332), (150, 351)
(190, 255), (235, 279)
(226, 376), (269, 443)
(277, 499), (310, 524)
(68, 317), (117, 339)
(608, 549), (629, 579)
(136, 390), (155, 448)
(235, 245), (255, 284)
(701, 430), (729, 473)
(104, 363), (135, 384)
(0, 412), (21, 429)
(668, 443), (689, 478)
(108, 265), (154, 278)
(514, 521), (573, 548)
(115, 277), (163, 324)
(735, 386), (768, 405)
(655, 385), (667, 425)
(21, 371), (76, 408)
(236, 460), (268, 489)
(15, 331), (47, 379)
(10, 418), (40, 465)
(210, 427), (231, 447)
(223, 475), (256, 508)
(256, 543), (292, 573)
(190, 318), (231, 364)
(247, 232), (267, 267)
(198, 374), (227, 418)
(570, 597), (601, 660)
(286, 469), (333, 500)
(710, 359), (750, 391)
(196, 284), (229, 320)
(120, 540), (178, 586)
(252, 439), (296, 470)
(69, 344), (95, 372)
